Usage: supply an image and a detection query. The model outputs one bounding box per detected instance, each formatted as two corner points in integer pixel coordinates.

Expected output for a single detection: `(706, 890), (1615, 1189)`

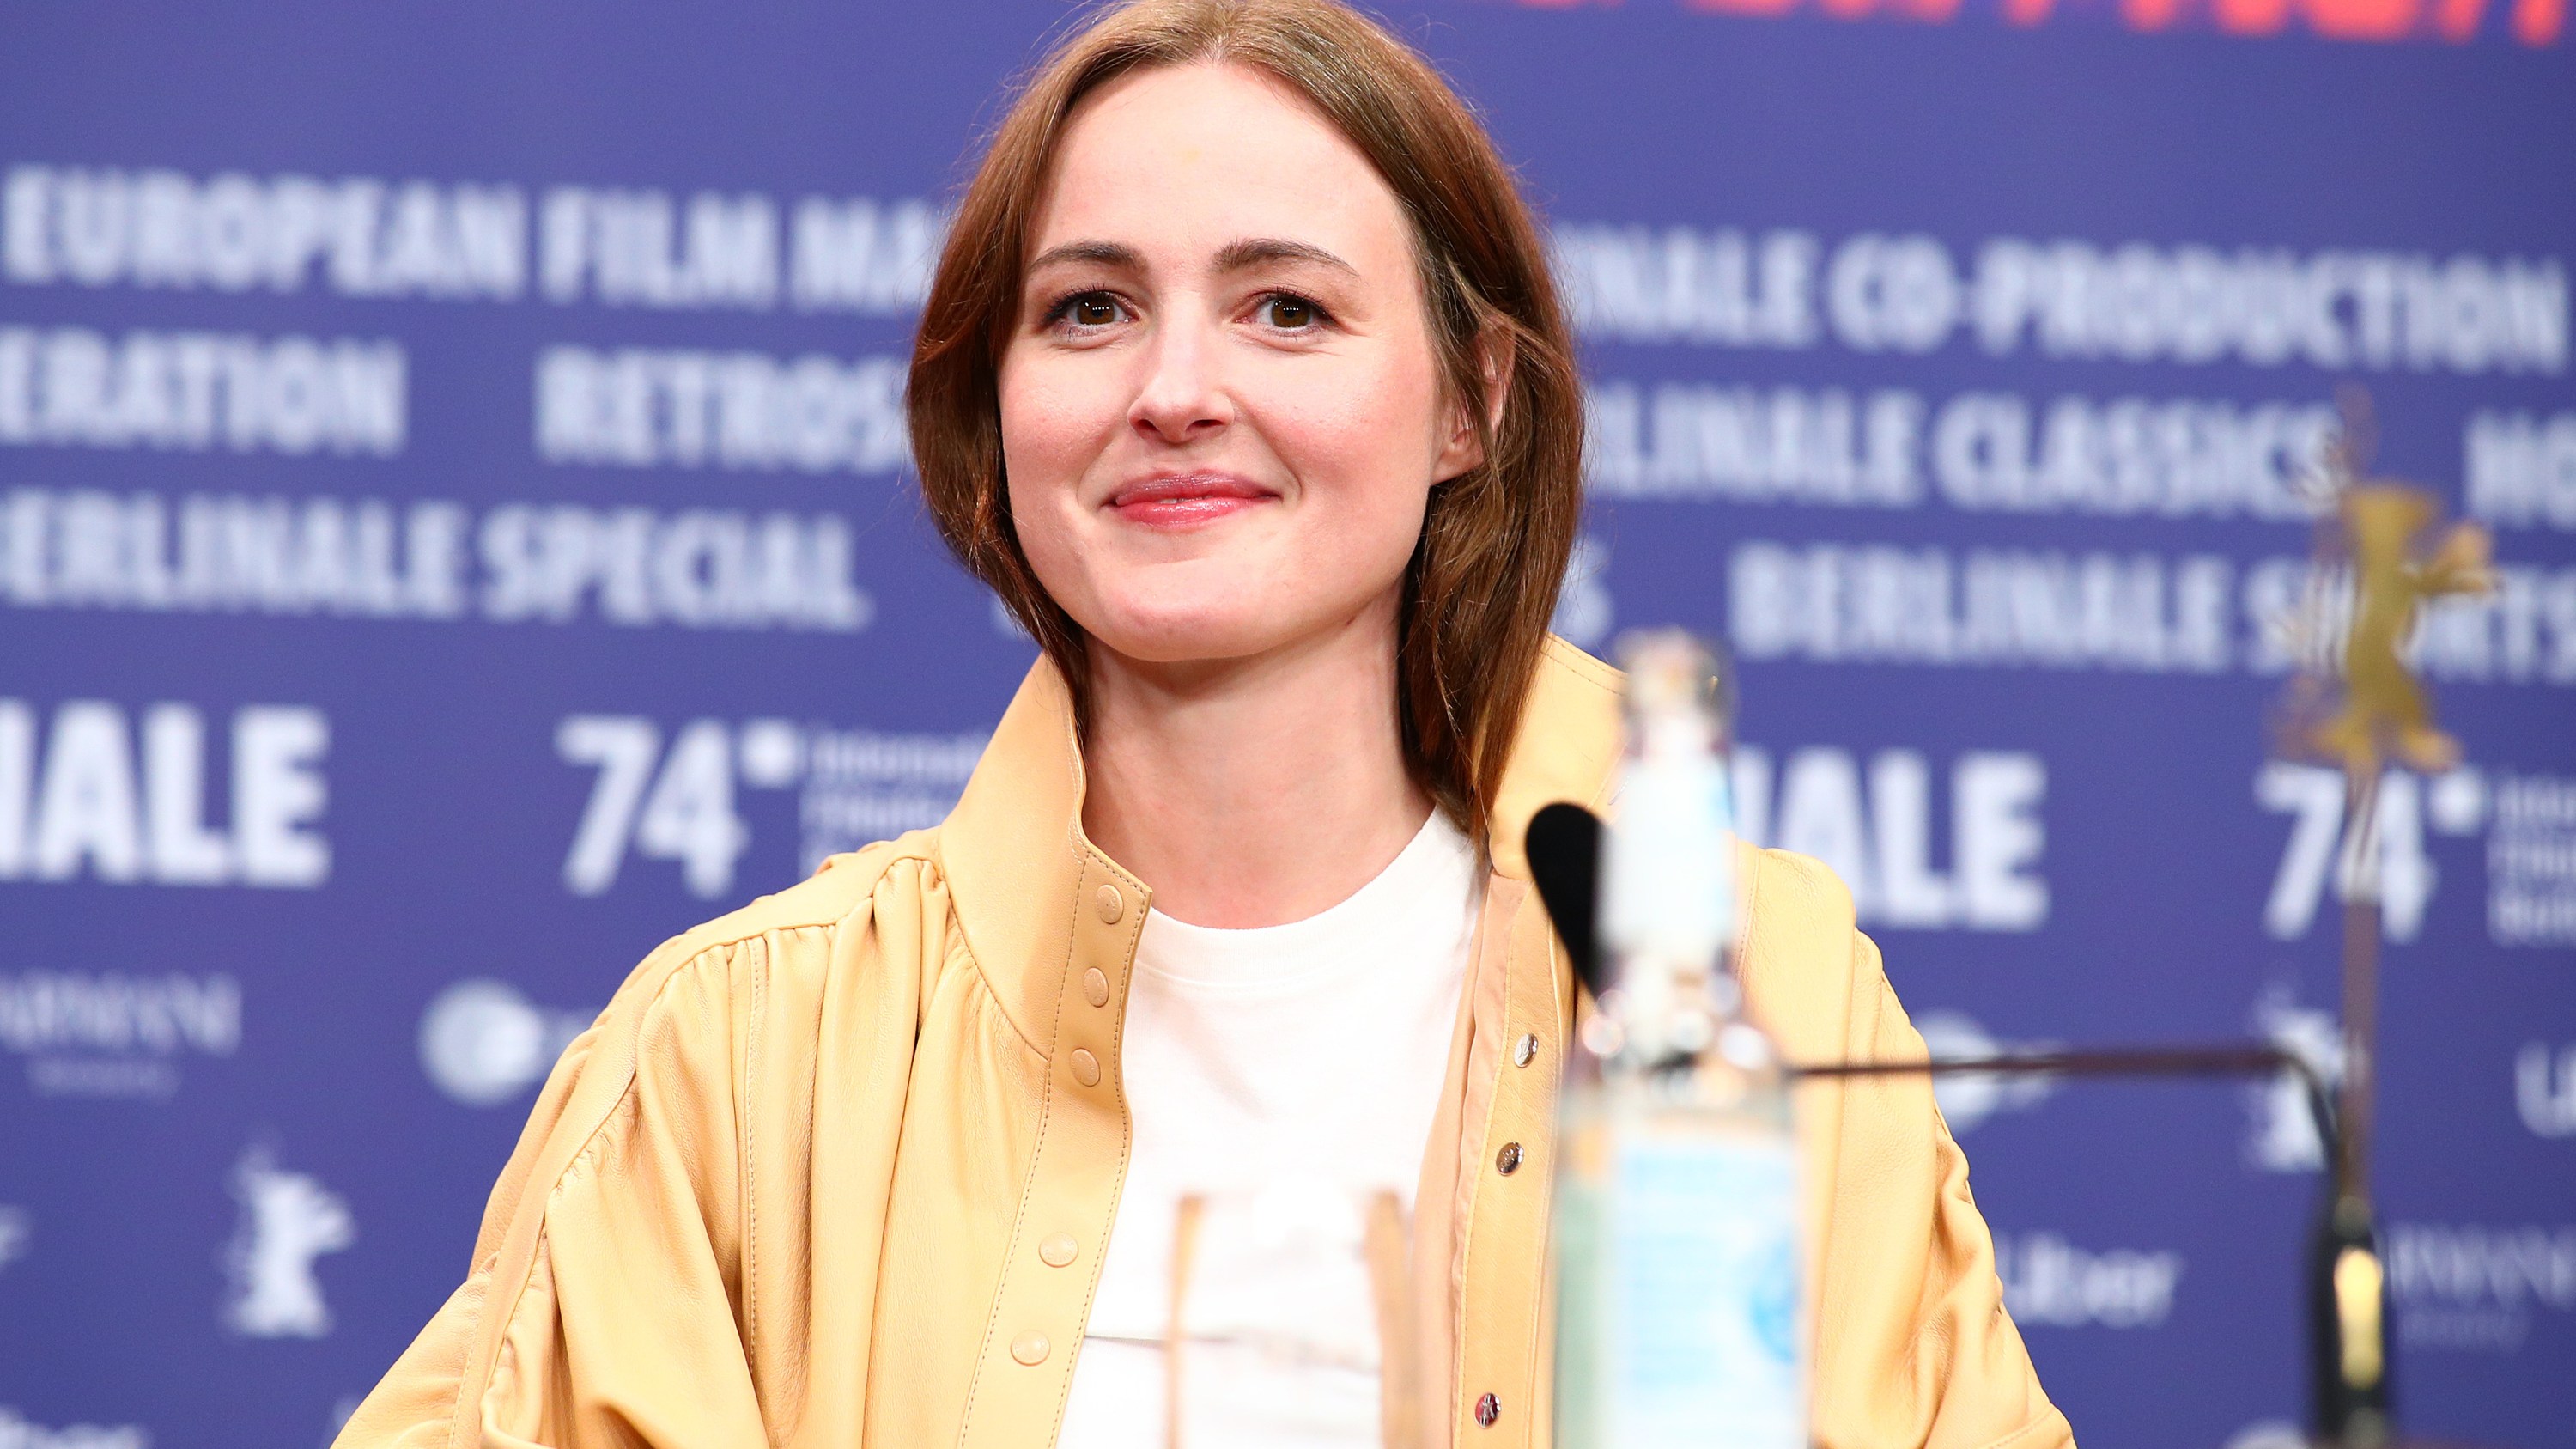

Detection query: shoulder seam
(1541, 635), (1622, 696)
(623, 846), (934, 977)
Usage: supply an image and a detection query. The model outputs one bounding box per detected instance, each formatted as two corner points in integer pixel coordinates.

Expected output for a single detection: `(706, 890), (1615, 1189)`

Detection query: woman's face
(997, 62), (1480, 669)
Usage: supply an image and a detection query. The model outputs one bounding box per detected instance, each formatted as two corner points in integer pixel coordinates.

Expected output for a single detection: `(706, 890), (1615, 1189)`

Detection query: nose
(1127, 308), (1232, 446)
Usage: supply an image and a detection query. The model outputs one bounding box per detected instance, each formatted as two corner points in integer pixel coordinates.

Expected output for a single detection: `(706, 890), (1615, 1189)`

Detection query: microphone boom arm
(1791, 1044), (2342, 1187)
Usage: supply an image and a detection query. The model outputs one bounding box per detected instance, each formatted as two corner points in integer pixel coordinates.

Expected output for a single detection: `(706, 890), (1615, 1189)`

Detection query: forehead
(1030, 61), (1411, 265)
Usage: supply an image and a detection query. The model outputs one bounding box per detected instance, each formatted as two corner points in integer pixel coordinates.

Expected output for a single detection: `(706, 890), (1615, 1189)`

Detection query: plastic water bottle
(1553, 630), (1806, 1449)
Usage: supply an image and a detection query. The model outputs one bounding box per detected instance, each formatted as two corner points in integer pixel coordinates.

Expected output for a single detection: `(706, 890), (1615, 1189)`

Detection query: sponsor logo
(222, 1145), (352, 1340)
(2246, 985), (2342, 1172)
(0, 1206), (27, 1272)
(1994, 1232), (2184, 1328)
(2388, 1221), (2576, 1355)
(1915, 1011), (2056, 1132)
(2517, 1042), (2576, 1137)
(0, 971), (240, 1099)
(418, 979), (591, 1107)
(0, 1409), (148, 1449)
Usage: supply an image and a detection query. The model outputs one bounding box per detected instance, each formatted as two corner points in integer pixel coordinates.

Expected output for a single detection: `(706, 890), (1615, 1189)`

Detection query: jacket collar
(934, 636), (1626, 1050)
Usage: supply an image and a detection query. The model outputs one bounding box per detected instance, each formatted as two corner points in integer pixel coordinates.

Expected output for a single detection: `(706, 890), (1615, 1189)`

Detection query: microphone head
(1524, 801), (1607, 999)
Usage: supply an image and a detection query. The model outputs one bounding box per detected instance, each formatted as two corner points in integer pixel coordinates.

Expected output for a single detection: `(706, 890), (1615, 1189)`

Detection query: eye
(1042, 289), (1129, 332)
(1256, 293), (1327, 332)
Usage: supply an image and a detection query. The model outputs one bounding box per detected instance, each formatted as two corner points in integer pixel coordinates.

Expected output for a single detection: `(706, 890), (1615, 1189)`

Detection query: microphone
(1525, 802), (1607, 1000)
(1523, 803), (2403, 1448)
(1527, 799), (2336, 1154)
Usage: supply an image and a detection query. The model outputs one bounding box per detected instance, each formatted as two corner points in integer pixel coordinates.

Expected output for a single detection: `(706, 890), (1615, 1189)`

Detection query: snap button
(1040, 1233), (1078, 1268)
(1496, 1142), (1523, 1175)
(1513, 1032), (1539, 1068)
(1095, 884), (1124, 924)
(1011, 1331), (1050, 1366)
(1071, 1048), (1102, 1087)
(1083, 967), (1109, 1008)
(1475, 1391), (1501, 1427)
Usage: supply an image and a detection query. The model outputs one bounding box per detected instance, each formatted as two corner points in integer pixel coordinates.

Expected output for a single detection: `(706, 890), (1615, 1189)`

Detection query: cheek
(1262, 345), (1450, 521)
(995, 362), (1097, 595)
(998, 355), (1120, 559)
(998, 355), (1115, 484)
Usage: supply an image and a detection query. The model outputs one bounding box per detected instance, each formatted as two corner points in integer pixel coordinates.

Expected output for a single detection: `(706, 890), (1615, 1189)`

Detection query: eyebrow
(1023, 237), (1359, 278)
(1210, 238), (1358, 277)
(1026, 240), (1143, 273)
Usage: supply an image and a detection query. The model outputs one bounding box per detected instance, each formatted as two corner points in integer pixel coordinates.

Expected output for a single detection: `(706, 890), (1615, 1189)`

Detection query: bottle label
(1600, 1129), (1804, 1448)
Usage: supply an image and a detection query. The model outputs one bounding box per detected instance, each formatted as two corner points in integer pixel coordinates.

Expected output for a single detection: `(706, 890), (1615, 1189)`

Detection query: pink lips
(1104, 471), (1277, 529)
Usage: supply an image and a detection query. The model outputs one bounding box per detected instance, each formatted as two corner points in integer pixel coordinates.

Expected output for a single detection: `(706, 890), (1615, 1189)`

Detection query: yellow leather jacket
(339, 639), (2074, 1449)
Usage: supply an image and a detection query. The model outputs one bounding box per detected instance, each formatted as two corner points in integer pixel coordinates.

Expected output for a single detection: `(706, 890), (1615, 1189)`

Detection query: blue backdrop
(2, 3), (2570, 1446)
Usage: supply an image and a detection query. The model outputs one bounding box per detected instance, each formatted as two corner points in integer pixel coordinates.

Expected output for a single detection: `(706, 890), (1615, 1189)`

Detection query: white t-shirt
(1055, 811), (1482, 1449)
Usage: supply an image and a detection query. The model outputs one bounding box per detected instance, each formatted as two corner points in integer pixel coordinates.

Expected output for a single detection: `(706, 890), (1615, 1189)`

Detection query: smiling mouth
(1105, 472), (1278, 528)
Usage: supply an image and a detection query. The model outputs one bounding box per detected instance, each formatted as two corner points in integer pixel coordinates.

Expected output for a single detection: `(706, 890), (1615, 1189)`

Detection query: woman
(339, 3), (2072, 1446)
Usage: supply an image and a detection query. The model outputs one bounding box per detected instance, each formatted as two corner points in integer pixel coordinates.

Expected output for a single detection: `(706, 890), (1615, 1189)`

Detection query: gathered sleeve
(1830, 935), (2075, 1449)
(334, 845), (926, 1449)
(1740, 847), (2075, 1449)
(334, 943), (767, 1449)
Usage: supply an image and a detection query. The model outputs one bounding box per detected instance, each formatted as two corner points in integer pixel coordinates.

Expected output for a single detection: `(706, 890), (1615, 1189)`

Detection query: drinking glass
(1072, 1183), (1426, 1449)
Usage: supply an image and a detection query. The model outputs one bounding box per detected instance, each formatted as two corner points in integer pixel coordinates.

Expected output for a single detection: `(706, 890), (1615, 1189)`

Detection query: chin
(1082, 588), (1304, 667)
(1057, 550), (1403, 670)
(1089, 612), (1285, 667)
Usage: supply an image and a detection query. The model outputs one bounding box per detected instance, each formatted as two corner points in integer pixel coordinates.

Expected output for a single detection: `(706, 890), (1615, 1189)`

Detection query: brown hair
(908, 0), (1583, 848)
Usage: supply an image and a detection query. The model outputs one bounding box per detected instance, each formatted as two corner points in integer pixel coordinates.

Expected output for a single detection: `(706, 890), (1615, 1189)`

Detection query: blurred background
(0, 2), (2569, 1445)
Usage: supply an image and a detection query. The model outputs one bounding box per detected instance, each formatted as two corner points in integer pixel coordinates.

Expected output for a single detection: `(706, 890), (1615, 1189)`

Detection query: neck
(1078, 595), (1434, 929)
